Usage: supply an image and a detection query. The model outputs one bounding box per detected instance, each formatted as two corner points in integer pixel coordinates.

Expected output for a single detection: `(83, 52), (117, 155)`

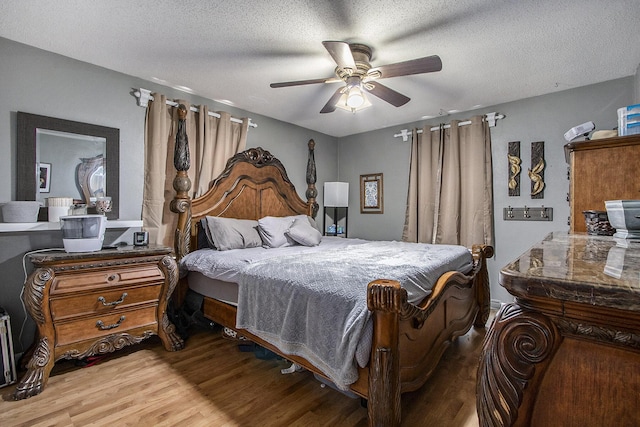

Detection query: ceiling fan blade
(365, 82), (410, 107)
(270, 77), (341, 88)
(320, 87), (345, 114)
(322, 41), (357, 70)
(372, 55), (442, 79)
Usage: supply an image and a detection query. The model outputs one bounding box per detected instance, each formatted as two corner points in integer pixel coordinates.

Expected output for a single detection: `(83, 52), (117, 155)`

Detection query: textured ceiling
(1, 0), (639, 137)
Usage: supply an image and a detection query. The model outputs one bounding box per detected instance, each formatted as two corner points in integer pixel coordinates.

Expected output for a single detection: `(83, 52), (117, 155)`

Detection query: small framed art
(360, 173), (383, 214)
(39, 163), (51, 193)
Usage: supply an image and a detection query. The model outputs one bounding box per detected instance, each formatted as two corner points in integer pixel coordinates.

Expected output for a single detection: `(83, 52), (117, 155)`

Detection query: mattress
(181, 237), (370, 305)
(187, 272), (239, 306)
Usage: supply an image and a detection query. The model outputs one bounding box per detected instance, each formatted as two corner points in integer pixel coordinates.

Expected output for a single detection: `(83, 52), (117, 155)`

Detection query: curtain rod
(393, 112), (504, 142)
(134, 88), (257, 128)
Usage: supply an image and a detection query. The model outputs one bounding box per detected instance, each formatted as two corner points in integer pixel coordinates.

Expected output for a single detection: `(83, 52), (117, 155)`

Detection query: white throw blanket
(235, 240), (472, 390)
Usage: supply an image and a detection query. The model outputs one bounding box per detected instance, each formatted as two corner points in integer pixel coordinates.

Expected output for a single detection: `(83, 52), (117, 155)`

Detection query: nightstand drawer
(55, 306), (158, 347)
(50, 284), (162, 321)
(51, 265), (165, 294)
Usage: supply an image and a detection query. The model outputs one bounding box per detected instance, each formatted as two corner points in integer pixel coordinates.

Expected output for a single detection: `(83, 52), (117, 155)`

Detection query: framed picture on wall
(360, 173), (383, 214)
(39, 162), (51, 193)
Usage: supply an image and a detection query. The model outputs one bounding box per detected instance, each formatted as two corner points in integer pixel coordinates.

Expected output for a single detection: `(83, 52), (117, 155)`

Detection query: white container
(48, 206), (70, 222)
(604, 200), (640, 239)
(47, 197), (73, 222)
(1, 201), (41, 223)
(626, 117), (640, 136)
(618, 105), (640, 136)
(60, 214), (107, 252)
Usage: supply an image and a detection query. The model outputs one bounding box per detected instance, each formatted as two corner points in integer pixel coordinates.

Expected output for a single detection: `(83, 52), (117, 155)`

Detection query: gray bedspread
(235, 240), (472, 390)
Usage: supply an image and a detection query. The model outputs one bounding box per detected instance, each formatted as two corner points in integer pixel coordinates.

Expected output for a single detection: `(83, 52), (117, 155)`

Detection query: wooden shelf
(0, 219), (142, 233)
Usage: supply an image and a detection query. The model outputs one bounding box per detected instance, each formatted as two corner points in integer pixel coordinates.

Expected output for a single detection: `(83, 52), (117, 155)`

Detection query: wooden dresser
(565, 134), (640, 232)
(14, 245), (184, 400)
(477, 232), (640, 426)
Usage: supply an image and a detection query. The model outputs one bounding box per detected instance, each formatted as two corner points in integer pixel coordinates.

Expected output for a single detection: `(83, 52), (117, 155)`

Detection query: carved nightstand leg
(158, 255), (185, 351)
(13, 336), (54, 400)
(15, 267), (55, 400)
(159, 312), (185, 351)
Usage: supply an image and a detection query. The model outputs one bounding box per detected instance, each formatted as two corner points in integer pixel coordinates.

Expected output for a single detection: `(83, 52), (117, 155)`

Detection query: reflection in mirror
(17, 112), (119, 220)
(36, 129), (106, 204)
(89, 165), (105, 198)
(76, 155), (106, 204)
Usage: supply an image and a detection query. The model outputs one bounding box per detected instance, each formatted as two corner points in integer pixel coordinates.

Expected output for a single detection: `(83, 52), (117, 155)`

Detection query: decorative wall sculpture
(529, 141), (545, 199)
(507, 141), (521, 196)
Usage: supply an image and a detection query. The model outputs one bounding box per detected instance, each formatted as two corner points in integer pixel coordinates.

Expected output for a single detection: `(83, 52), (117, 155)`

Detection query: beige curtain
(402, 115), (493, 248)
(142, 94), (248, 247)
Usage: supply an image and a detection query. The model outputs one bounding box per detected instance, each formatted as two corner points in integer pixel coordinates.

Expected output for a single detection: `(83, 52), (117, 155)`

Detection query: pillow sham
(285, 217), (322, 246)
(198, 219), (213, 249)
(257, 216), (298, 248)
(202, 216), (262, 251)
(307, 215), (320, 232)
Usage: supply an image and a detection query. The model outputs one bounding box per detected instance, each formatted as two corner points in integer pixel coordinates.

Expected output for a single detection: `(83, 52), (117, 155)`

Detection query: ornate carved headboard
(170, 107), (318, 259)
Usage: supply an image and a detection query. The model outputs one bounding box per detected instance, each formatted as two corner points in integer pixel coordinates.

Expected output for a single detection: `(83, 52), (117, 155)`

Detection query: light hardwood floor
(1, 319), (489, 427)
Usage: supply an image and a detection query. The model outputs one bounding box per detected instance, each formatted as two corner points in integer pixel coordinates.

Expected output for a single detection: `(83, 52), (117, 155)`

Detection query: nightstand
(14, 245), (184, 400)
(323, 206), (348, 237)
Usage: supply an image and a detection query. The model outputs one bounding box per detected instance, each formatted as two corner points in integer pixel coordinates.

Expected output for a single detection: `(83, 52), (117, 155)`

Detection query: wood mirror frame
(16, 112), (120, 220)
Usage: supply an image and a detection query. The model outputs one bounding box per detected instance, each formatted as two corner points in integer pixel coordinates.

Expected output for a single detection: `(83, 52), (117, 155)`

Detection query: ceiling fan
(270, 41), (442, 113)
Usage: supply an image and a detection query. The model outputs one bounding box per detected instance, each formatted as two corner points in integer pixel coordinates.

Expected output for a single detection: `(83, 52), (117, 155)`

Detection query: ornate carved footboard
(361, 244), (492, 425)
(169, 106), (491, 426)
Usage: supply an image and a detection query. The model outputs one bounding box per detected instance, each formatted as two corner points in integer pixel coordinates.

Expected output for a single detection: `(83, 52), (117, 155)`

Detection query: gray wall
(0, 37), (338, 354)
(338, 77), (635, 305)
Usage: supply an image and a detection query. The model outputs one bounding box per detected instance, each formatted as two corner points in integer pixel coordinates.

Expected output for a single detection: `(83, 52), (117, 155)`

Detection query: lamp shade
(346, 86), (365, 108)
(324, 182), (349, 207)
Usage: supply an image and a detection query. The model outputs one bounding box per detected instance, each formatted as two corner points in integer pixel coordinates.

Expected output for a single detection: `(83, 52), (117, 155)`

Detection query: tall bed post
(367, 280), (403, 426)
(170, 104), (192, 261)
(473, 244), (494, 327)
(306, 139), (319, 219)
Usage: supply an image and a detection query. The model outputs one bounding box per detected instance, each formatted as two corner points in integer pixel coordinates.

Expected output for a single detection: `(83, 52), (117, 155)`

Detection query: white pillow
(257, 216), (297, 248)
(202, 216), (262, 251)
(286, 217), (322, 246)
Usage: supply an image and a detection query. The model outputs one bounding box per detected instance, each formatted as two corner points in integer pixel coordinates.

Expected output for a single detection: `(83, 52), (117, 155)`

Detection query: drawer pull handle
(96, 316), (126, 330)
(98, 292), (128, 307)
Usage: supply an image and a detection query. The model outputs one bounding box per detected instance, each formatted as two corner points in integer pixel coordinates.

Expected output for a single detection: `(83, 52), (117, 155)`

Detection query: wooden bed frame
(170, 115), (492, 426)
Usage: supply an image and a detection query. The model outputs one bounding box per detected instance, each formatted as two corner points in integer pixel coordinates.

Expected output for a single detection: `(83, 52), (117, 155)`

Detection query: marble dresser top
(27, 244), (172, 264)
(500, 232), (640, 311)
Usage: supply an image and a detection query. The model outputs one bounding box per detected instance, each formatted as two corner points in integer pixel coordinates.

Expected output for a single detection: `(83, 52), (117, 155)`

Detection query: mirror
(17, 112), (119, 220)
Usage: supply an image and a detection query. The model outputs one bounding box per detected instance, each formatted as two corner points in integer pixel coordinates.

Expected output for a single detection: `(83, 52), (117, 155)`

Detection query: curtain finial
(135, 88), (152, 107)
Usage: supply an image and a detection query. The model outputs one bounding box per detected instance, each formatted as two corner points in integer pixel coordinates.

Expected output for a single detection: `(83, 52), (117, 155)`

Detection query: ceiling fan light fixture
(271, 40), (442, 114)
(336, 90), (372, 113)
(346, 86), (365, 108)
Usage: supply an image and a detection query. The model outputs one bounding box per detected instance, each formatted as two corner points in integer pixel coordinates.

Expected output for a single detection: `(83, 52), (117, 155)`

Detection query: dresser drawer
(50, 284), (162, 321)
(50, 265), (165, 295)
(55, 306), (158, 347)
